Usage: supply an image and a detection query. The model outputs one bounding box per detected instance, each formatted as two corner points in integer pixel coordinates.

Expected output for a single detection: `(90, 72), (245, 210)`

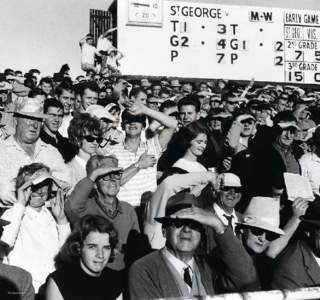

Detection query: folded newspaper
(284, 173), (315, 202)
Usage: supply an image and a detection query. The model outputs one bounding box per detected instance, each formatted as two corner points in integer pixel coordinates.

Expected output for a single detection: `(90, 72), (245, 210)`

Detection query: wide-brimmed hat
(86, 104), (116, 122)
(154, 192), (198, 224)
(13, 98), (49, 119)
(237, 196), (284, 235)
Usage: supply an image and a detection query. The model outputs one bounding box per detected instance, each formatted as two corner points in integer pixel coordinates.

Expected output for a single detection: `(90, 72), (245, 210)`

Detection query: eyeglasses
(221, 186), (242, 194)
(249, 227), (279, 241)
(167, 219), (203, 231)
(83, 135), (103, 144)
(99, 171), (123, 181)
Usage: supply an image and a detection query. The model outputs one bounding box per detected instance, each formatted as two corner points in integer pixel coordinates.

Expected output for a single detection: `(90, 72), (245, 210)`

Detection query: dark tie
(223, 214), (234, 230)
(183, 267), (192, 288)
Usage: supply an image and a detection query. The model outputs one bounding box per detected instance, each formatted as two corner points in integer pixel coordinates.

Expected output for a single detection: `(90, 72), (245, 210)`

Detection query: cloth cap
(220, 173), (242, 187)
(237, 196), (284, 235)
(86, 104), (116, 122)
(170, 79), (181, 87)
(13, 98), (49, 119)
(86, 155), (119, 177)
(154, 192), (198, 224)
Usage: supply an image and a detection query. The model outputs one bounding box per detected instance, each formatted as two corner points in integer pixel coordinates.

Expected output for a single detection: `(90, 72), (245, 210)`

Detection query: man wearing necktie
(213, 173), (243, 234)
(129, 192), (256, 299)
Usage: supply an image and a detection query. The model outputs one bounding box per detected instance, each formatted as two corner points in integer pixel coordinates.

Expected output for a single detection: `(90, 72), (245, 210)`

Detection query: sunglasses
(249, 227), (279, 241)
(83, 135), (103, 144)
(240, 119), (255, 125)
(99, 171), (123, 181)
(167, 219), (203, 231)
(221, 186), (242, 194)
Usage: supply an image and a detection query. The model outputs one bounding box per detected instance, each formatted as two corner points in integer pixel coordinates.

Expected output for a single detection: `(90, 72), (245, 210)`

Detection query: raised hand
(138, 151), (157, 169)
(16, 180), (33, 207)
(50, 189), (68, 225)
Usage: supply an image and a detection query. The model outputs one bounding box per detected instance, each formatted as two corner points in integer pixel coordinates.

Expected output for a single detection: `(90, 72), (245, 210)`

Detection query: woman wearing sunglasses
(46, 215), (124, 300)
(236, 195), (308, 289)
(67, 113), (103, 191)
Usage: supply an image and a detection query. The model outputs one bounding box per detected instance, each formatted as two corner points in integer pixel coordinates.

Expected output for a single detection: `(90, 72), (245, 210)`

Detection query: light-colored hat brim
(14, 112), (49, 119)
(277, 122), (300, 131)
(236, 219), (284, 236)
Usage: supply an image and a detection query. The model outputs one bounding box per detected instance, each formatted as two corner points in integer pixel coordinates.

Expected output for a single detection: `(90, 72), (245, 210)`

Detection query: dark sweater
(48, 262), (123, 300)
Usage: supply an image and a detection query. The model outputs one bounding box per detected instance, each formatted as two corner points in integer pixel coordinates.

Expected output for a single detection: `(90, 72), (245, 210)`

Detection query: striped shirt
(107, 136), (162, 207)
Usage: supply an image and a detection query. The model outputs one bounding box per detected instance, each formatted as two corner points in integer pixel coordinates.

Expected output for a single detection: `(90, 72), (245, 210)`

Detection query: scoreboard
(117, 0), (320, 84)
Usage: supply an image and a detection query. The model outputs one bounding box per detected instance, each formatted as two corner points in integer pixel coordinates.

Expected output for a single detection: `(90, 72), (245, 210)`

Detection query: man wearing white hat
(212, 173), (242, 234)
(0, 98), (71, 206)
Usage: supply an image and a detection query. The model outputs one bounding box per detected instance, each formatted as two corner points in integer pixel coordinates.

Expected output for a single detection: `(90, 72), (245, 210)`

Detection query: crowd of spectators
(1, 63), (320, 300)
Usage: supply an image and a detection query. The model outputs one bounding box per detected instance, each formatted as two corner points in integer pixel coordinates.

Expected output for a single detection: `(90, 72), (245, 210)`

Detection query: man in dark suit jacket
(129, 193), (257, 300)
(271, 200), (320, 289)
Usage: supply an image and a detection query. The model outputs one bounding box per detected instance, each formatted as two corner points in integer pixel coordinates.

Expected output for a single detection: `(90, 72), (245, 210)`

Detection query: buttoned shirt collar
(213, 202), (238, 227)
(7, 135), (48, 158)
(162, 247), (194, 277)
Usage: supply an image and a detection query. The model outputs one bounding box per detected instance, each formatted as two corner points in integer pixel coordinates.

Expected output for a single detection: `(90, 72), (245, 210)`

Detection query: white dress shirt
(162, 247), (194, 292)
(300, 152), (320, 196)
(213, 202), (238, 234)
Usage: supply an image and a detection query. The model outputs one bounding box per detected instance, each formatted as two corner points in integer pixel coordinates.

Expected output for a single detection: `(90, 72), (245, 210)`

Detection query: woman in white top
(67, 113), (103, 190)
(160, 121), (208, 181)
(1, 163), (71, 292)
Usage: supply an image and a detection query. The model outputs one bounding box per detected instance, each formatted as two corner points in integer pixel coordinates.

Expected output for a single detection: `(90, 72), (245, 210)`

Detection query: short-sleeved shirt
(0, 136), (71, 206)
(107, 137), (162, 207)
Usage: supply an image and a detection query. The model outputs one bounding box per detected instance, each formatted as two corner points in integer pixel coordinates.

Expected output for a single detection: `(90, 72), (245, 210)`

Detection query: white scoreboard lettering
(117, 0), (320, 84)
